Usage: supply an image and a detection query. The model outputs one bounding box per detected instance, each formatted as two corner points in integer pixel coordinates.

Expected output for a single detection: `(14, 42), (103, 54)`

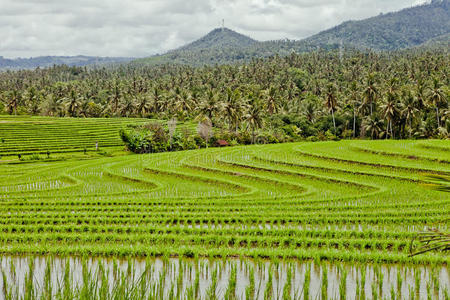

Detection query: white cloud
(0, 0), (428, 58)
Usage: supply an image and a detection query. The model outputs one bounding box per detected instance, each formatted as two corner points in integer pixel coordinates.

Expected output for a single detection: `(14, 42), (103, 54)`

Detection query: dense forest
(0, 49), (449, 145)
(304, 0), (450, 51)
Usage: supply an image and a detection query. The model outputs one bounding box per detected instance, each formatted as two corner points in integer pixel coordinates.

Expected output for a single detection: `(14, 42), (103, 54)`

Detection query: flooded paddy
(0, 256), (448, 299)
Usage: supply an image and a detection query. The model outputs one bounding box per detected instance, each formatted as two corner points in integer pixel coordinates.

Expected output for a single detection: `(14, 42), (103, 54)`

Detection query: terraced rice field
(0, 116), (148, 157)
(0, 117), (449, 299)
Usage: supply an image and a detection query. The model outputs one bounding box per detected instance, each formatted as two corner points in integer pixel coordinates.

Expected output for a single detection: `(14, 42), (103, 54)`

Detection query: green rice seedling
(427, 280), (432, 300)
(303, 263), (311, 300)
(42, 259), (52, 300)
(415, 268), (421, 298)
(225, 264), (237, 300)
(321, 264), (328, 300)
(371, 281), (378, 300)
(245, 265), (255, 300)
(390, 285), (396, 300)
(2, 269), (12, 300)
(24, 258), (36, 300)
(339, 266), (347, 300)
(207, 266), (218, 300)
(264, 266), (273, 300)
(396, 267), (403, 299)
(283, 264), (292, 300)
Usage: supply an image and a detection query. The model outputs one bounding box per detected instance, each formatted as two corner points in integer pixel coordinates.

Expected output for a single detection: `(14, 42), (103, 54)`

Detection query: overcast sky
(0, 0), (428, 58)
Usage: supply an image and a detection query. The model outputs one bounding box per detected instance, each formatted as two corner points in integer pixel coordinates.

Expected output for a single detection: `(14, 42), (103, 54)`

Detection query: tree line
(0, 49), (448, 140)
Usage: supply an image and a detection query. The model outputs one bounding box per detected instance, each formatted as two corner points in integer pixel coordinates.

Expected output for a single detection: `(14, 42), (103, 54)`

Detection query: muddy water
(0, 256), (448, 299)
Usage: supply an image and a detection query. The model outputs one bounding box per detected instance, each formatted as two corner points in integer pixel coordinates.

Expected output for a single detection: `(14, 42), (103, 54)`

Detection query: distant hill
(2, 1), (448, 70)
(176, 28), (257, 51)
(136, 0), (449, 66)
(0, 55), (133, 70)
(416, 32), (450, 50)
(305, 0), (450, 50)
(134, 29), (336, 66)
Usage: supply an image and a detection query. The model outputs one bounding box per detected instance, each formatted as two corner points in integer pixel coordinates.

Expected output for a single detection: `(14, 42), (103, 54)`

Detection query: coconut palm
(5, 90), (21, 115)
(223, 88), (244, 132)
(361, 115), (384, 139)
(427, 78), (446, 128)
(301, 94), (319, 124)
(264, 86), (279, 115)
(119, 96), (135, 117)
(380, 91), (400, 139)
(349, 81), (361, 138)
(245, 94), (263, 144)
(199, 90), (220, 125)
(65, 89), (81, 117)
(401, 91), (419, 139)
(324, 84), (338, 133)
(362, 73), (377, 116)
(135, 94), (152, 117)
(109, 80), (122, 114)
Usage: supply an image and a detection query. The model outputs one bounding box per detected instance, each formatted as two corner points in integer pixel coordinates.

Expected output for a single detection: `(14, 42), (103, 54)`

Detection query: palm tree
(222, 88), (243, 133)
(414, 79), (427, 109)
(324, 84), (338, 133)
(42, 94), (63, 117)
(199, 90), (220, 125)
(119, 96), (135, 117)
(135, 94), (151, 117)
(362, 73), (377, 116)
(264, 86), (279, 115)
(349, 81), (361, 138)
(109, 80), (122, 114)
(245, 96), (264, 144)
(174, 89), (193, 118)
(401, 91), (419, 139)
(300, 94), (319, 124)
(380, 91), (400, 139)
(5, 90), (21, 115)
(361, 115), (384, 139)
(65, 89), (81, 117)
(427, 78), (446, 128)
(24, 87), (40, 115)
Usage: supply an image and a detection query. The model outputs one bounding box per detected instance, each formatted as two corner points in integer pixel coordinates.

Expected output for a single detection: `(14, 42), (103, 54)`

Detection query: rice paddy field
(0, 116), (449, 299)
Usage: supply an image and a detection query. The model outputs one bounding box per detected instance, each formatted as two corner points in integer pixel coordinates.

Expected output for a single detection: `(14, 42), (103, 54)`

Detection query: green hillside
(304, 0), (449, 50)
(135, 1), (449, 66)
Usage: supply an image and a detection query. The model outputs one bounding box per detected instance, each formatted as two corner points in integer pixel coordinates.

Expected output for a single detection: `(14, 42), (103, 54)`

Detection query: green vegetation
(0, 257), (448, 299)
(305, 0), (450, 51)
(1, 49), (448, 141)
(0, 118), (448, 264)
(0, 116), (149, 158)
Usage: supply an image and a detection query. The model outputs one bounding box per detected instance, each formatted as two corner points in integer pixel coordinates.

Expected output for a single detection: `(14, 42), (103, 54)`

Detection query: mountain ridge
(304, 0), (450, 50)
(1, 1), (449, 70)
(0, 55), (133, 70)
(136, 0), (449, 66)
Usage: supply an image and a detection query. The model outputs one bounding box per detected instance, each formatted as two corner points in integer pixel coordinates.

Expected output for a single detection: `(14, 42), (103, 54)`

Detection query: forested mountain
(136, 0), (449, 66)
(305, 0), (450, 51)
(1, 1), (447, 69)
(134, 29), (337, 66)
(417, 33), (450, 50)
(177, 28), (258, 51)
(0, 56), (133, 70)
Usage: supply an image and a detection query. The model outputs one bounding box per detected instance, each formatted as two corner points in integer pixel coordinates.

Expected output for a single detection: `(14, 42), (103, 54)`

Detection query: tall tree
(427, 78), (446, 128)
(324, 84), (338, 133)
